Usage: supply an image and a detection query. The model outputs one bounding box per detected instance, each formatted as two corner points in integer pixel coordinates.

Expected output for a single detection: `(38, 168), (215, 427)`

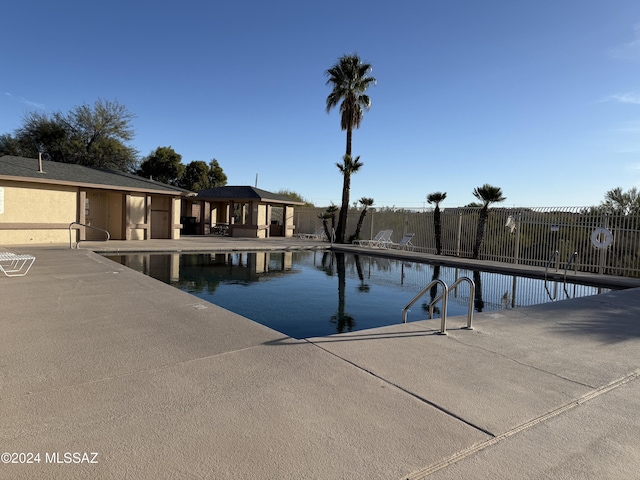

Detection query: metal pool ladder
(544, 250), (579, 300)
(401, 277), (475, 335)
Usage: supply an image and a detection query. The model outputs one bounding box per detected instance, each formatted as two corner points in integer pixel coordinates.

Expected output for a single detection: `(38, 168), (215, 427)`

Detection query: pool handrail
(69, 222), (110, 249)
(564, 251), (579, 281)
(402, 277), (475, 335)
(449, 277), (475, 330)
(545, 250), (579, 301)
(402, 279), (447, 327)
(428, 289), (447, 332)
(545, 250), (559, 280)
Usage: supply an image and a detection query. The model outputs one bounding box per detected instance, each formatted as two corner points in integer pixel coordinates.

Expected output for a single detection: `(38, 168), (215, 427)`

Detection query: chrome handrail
(69, 222), (110, 249)
(402, 279), (447, 326)
(401, 277), (475, 335)
(544, 250), (558, 280)
(449, 277), (475, 330)
(564, 251), (578, 281)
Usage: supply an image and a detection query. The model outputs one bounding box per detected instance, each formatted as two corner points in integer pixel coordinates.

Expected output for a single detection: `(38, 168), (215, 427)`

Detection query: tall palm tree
(427, 192), (447, 255)
(472, 184), (506, 259)
(351, 197), (374, 242)
(335, 154), (363, 243)
(326, 54), (376, 243)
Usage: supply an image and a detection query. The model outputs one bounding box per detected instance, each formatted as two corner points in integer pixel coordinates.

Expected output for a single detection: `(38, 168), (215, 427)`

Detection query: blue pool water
(105, 250), (613, 339)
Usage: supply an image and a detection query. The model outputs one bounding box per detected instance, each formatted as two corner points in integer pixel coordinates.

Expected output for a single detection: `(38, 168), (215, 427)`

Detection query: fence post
(598, 214), (609, 274)
(456, 212), (463, 257)
(370, 210), (374, 240)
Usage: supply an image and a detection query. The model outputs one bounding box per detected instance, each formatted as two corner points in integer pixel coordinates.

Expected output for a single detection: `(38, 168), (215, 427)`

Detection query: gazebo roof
(195, 186), (304, 205)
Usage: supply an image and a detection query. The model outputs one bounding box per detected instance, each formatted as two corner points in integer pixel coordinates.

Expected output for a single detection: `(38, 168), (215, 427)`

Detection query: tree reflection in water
(330, 252), (355, 333)
(354, 255), (370, 293)
(422, 264), (441, 316)
(473, 270), (485, 312)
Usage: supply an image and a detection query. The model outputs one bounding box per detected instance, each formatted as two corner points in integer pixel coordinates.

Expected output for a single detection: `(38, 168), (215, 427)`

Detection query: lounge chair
(375, 230), (394, 248)
(390, 233), (415, 251)
(353, 230), (393, 248)
(299, 228), (327, 240)
(0, 252), (36, 277)
(352, 230), (385, 246)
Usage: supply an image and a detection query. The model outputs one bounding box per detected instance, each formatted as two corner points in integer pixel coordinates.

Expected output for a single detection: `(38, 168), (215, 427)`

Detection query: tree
(275, 189), (314, 207)
(67, 99), (137, 170)
(600, 187), (640, 216)
(16, 111), (70, 163)
(208, 159), (227, 188)
(318, 204), (338, 241)
(137, 146), (184, 185)
(317, 205), (339, 241)
(325, 53), (376, 243)
(326, 204), (339, 237)
(0, 133), (33, 157)
(427, 192), (447, 255)
(318, 211), (332, 242)
(351, 197), (374, 242)
(472, 184), (506, 259)
(180, 161), (210, 191)
(13, 99), (138, 171)
(334, 154), (363, 242)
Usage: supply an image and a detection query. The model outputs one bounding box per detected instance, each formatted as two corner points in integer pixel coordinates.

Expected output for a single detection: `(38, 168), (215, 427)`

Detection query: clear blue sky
(2, 1), (640, 208)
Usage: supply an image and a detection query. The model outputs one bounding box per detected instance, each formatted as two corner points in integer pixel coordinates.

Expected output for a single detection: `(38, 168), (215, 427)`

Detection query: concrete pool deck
(1, 237), (639, 479)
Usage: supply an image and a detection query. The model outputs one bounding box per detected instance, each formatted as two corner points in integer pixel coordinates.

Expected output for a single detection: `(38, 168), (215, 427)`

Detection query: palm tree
(325, 54), (376, 243)
(326, 204), (339, 241)
(472, 184), (506, 259)
(351, 197), (374, 242)
(427, 192), (447, 255)
(335, 154), (363, 243)
(318, 211), (332, 241)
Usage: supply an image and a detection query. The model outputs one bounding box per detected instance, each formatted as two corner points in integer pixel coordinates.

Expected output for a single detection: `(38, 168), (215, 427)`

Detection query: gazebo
(181, 186), (304, 238)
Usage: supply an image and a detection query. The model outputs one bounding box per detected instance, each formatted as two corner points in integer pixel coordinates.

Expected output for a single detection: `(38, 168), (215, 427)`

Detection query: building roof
(196, 186), (305, 205)
(0, 155), (192, 195)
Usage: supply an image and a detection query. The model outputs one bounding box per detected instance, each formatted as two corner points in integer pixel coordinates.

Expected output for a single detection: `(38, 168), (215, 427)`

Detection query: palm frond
(472, 184), (506, 207)
(427, 192), (447, 205)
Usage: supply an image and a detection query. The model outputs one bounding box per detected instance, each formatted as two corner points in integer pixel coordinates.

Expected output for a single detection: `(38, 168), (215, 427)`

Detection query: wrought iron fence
(294, 206), (640, 277)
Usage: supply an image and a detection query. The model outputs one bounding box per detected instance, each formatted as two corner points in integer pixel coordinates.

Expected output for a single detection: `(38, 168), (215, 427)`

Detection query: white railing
(295, 206), (640, 277)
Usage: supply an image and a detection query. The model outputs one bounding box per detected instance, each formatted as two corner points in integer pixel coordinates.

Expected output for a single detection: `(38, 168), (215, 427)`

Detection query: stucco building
(0, 155), (190, 245)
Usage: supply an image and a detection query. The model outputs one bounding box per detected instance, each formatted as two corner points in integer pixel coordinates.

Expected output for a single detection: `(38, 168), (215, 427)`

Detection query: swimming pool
(104, 250), (614, 338)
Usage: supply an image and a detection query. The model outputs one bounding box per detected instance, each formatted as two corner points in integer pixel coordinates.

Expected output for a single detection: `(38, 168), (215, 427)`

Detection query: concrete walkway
(1, 238), (639, 479)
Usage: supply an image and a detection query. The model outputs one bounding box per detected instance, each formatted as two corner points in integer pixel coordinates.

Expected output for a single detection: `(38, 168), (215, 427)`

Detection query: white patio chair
(299, 228), (326, 240)
(353, 230), (385, 246)
(353, 230), (393, 248)
(374, 230), (394, 249)
(0, 252), (36, 277)
(389, 233), (415, 251)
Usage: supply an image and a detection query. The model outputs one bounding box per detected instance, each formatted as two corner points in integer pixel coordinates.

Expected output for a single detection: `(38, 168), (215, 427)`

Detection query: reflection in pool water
(105, 251), (613, 339)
